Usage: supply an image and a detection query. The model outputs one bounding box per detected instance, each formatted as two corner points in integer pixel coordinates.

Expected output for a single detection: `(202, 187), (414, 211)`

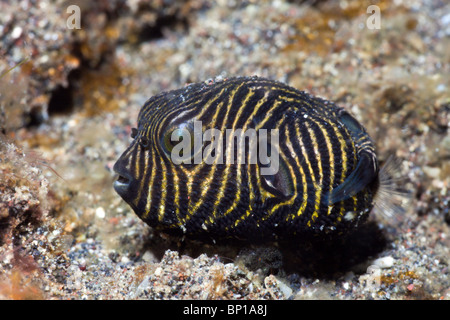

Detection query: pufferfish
(113, 76), (387, 243)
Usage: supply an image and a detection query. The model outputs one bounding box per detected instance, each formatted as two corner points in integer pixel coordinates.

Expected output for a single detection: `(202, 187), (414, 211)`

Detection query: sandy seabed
(0, 0), (448, 300)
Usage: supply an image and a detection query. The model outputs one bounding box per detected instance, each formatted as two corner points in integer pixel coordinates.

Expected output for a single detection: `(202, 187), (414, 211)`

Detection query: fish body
(113, 76), (379, 242)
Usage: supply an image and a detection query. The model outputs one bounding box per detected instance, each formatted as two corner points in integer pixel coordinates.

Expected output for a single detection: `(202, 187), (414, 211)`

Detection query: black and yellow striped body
(113, 76), (379, 242)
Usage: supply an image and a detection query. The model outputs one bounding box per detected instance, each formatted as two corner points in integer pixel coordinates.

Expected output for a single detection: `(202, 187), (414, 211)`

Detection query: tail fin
(372, 155), (413, 228)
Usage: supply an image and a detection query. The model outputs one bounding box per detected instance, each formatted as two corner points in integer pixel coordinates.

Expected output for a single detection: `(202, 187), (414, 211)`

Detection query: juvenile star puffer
(113, 76), (383, 243)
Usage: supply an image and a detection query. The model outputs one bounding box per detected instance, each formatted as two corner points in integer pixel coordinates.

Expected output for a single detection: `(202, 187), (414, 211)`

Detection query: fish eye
(163, 128), (186, 153)
(161, 122), (195, 157)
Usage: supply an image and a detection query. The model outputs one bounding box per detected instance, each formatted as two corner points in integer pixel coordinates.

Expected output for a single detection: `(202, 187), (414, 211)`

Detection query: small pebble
(373, 256), (395, 269)
(11, 26), (22, 39)
(96, 207), (106, 219)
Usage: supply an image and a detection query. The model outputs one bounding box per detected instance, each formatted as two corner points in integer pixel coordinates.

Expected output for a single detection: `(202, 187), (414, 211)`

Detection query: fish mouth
(113, 164), (133, 197)
(116, 174), (130, 185)
(113, 173), (132, 196)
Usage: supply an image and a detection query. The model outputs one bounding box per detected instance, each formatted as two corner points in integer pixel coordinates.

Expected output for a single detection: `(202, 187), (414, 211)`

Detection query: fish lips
(113, 161), (134, 199)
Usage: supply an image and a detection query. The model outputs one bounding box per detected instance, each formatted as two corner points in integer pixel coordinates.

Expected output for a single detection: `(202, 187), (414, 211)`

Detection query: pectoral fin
(329, 152), (378, 204)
